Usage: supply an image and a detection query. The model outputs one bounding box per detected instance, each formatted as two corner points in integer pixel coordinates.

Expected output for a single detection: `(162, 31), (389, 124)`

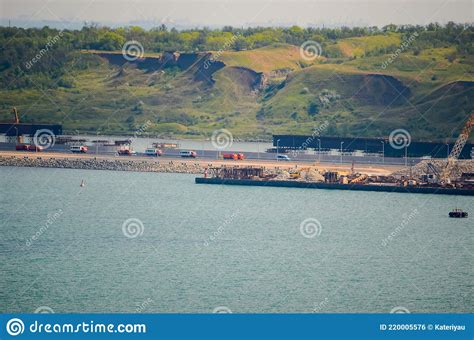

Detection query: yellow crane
(440, 112), (474, 184)
(12, 106), (19, 124)
(11, 106), (24, 144)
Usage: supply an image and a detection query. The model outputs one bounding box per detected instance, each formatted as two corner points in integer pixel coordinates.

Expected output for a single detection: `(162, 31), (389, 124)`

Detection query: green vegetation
(324, 33), (402, 58)
(0, 23), (473, 141)
(219, 44), (308, 73)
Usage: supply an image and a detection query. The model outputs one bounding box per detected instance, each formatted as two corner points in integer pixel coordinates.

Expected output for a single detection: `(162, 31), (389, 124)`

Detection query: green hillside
(325, 33), (402, 58)
(219, 43), (317, 73)
(0, 24), (473, 141)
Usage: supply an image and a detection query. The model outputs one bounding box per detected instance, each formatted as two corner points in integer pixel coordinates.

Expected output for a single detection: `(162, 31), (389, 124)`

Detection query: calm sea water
(0, 166), (472, 313)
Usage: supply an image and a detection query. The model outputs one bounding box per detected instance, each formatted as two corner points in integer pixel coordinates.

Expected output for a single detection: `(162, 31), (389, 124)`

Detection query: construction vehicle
(440, 112), (474, 185)
(223, 153), (245, 160)
(180, 150), (197, 158)
(350, 174), (367, 184)
(144, 148), (162, 157)
(288, 167), (310, 179)
(11, 107), (24, 144)
(70, 145), (89, 153)
(15, 144), (43, 152)
(426, 162), (441, 178)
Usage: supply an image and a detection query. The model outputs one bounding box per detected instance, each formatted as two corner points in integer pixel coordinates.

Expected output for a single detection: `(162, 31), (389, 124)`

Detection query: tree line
(0, 22), (472, 89)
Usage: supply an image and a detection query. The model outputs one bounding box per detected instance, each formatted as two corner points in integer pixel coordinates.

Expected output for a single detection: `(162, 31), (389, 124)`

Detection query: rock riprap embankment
(0, 155), (206, 174)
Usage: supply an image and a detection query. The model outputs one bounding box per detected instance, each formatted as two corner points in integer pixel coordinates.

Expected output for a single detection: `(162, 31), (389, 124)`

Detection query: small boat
(449, 209), (468, 218)
(80, 179), (85, 187)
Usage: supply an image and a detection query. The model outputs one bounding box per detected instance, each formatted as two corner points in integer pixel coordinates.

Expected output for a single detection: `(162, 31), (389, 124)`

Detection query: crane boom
(11, 106), (23, 144)
(440, 112), (474, 183)
(12, 106), (19, 124)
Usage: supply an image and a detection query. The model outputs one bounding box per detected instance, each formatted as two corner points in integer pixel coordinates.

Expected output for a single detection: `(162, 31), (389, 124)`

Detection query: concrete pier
(195, 177), (474, 196)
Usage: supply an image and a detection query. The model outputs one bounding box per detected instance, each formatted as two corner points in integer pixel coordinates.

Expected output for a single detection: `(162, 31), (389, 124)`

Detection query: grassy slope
(0, 38), (473, 141)
(219, 43), (319, 73)
(325, 33), (402, 57)
(262, 46), (474, 139)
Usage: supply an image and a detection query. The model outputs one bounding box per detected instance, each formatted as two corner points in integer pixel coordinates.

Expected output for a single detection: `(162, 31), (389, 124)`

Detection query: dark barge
(195, 177), (474, 196)
(449, 209), (469, 218)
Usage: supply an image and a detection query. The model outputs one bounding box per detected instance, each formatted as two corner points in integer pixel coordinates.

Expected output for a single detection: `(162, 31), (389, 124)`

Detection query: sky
(0, 0), (472, 29)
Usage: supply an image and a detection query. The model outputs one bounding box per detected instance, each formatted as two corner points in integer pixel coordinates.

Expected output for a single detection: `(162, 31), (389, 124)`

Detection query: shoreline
(0, 154), (206, 174)
(0, 151), (403, 176)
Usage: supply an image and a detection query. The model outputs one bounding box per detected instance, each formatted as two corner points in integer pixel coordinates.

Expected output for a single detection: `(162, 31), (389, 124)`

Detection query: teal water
(0, 166), (472, 313)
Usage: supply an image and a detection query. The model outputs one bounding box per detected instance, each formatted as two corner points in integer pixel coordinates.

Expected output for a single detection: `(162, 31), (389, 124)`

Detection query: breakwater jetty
(0, 154), (206, 174)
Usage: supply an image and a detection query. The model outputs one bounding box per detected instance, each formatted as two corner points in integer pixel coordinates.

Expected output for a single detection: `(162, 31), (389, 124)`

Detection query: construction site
(1, 105), (473, 195)
(0, 107), (62, 146)
(197, 113), (474, 196)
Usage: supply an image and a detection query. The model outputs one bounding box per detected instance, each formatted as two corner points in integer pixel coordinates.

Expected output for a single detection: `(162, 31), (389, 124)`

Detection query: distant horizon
(0, 19), (473, 31)
(0, 0), (472, 30)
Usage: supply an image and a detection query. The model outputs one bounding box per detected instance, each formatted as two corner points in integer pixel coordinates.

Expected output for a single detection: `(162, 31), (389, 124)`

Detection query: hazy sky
(0, 0), (472, 28)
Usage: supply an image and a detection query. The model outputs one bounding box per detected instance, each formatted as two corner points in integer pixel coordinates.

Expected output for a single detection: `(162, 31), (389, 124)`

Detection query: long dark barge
(195, 177), (474, 196)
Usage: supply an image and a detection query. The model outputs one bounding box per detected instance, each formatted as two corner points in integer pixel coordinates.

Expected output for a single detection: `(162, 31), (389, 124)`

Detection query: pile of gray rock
(0, 156), (206, 174)
(391, 159), (474, 179)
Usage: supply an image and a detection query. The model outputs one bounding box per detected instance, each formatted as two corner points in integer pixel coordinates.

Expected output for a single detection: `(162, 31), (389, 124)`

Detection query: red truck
(70, 145), (88, 153)
(144, 148), (163, 157)
(16, 144), (43, 152)
(180, 150), (197, 158)
(117, 149), (137, 156)
(223, 153), (245, 160)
